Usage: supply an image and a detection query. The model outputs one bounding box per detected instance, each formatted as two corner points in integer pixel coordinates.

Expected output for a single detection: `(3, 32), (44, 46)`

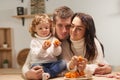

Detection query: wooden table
(43, 72), (120, 80)
(0, 75), (118, 80)
(0, 68), (119, 80)
(50, 76), (119, 80)
(0, 68), (24, 80)
(0, 68), (22, 74)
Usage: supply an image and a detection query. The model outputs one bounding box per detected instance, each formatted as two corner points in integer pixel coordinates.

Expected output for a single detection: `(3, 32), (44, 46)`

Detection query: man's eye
(66, 25), (71, 28)
(70, 24), (74, 28)
(77, 28), (81, 30)
(57, 24), (62, 28)
(65, 26), (70, 30)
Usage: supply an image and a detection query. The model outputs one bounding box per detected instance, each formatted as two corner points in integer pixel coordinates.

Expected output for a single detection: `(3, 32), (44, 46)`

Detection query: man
(52, 6), (74, 62)
(22, 6), (74, 80)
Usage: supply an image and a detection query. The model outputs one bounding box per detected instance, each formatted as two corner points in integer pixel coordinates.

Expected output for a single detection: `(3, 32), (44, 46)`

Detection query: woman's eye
(76, 27), (82, 31)
(77, 28), (81, 30)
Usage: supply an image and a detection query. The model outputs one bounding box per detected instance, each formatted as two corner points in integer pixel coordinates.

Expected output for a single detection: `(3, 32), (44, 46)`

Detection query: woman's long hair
(69, 13), (104, 61)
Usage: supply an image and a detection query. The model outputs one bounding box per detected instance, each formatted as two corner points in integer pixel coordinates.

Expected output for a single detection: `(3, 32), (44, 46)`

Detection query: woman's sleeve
(85, 64), (98, 74)
(94, 38), (108, 64)
(85, 38), (109, 74)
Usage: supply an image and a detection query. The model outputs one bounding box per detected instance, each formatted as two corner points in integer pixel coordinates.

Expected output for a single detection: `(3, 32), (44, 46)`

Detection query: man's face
(55, 16), (71, 41)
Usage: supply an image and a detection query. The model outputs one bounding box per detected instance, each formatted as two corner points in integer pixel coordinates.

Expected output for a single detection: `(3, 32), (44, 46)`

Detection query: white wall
(0, 0), (32, 68)
(0, 0), (120, 68)
(46, 0), (120, 66)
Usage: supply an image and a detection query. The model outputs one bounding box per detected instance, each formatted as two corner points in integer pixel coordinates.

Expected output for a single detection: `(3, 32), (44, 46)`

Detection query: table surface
(50, 76), (119, 80)
(0, 75), (118, 80)
(0, 68), (119, 80)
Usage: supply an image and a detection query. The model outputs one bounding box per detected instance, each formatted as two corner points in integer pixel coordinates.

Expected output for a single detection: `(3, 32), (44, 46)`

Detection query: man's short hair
(53, 6), (74, 24)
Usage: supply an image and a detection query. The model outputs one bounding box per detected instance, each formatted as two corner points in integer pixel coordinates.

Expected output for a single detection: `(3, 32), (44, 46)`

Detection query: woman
(67, 12), (112, 75)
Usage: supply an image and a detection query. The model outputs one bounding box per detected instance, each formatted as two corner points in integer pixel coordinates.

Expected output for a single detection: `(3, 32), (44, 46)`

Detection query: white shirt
(30, 34), (62, 64)
(67, 38), (108, 74)
(22, 34), (62, 76)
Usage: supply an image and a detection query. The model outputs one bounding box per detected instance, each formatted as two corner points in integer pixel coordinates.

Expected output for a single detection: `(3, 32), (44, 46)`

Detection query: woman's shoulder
(94, 38), (101, 44)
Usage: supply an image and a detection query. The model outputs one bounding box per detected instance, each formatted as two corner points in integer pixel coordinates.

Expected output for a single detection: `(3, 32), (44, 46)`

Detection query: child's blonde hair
(29, 14), (52, 37)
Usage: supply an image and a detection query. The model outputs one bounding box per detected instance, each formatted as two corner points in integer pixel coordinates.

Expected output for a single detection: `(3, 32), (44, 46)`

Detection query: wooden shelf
(12, 15), (34, 26)
(0, 48), (12, 51)
(0, 28), (12, 68)
(12, 15), (34, 18)
(12, 14), (52, 18)
(12, 14), (52, 26)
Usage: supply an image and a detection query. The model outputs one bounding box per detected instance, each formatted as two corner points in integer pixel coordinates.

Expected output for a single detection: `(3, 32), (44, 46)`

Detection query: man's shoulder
(62, 40), (69, 44)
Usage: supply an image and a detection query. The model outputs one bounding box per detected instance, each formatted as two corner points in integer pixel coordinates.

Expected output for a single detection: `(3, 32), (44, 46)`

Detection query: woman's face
(70, 16), (86, 41)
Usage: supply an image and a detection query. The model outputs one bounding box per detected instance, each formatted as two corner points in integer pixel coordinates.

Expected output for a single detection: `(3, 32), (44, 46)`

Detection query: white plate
(64, 77), (93, 80)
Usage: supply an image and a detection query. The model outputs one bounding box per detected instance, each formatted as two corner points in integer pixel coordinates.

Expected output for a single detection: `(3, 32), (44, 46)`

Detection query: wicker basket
(17, 48), (30, 67)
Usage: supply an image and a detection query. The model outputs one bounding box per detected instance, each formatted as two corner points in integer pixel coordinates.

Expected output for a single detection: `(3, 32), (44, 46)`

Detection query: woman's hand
(69, 56), (87, 71)
(77, 58), (87, 72)
(69, 56), (78, 70)
(94, 63), (112, 75)
(25, 66), (44, 80)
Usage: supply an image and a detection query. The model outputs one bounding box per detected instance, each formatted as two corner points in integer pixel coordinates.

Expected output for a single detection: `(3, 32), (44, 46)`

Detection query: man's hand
(94, 63), (112, 75)
(25, 66), (44, 80)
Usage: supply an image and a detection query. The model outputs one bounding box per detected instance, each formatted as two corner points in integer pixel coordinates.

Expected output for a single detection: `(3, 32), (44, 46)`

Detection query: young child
(29, 14), (66, 80)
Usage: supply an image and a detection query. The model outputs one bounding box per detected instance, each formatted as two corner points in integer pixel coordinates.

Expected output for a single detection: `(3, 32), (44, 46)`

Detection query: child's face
(35, 23), (51, 37)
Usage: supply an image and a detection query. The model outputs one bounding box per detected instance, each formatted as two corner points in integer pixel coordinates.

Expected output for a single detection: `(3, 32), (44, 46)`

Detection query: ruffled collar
(35, 33), (52, 40)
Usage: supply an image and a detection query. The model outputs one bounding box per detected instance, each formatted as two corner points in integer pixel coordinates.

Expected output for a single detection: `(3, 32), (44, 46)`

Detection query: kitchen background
(0, 0), (120, 68)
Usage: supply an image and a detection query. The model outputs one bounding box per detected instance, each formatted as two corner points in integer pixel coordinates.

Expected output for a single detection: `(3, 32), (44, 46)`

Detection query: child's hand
(53, 39), (61, 47)
(42, 40), (51, 50)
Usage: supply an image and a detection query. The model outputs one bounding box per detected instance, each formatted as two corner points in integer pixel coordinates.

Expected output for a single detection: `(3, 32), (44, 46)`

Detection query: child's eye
(45, 27), (48, 29)
(39, 28), (42, 30)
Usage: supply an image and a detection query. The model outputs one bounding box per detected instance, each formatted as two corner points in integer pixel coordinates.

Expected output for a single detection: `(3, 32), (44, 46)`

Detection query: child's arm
(30, 39), (49, 57)
(49, 38), (62, 56)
